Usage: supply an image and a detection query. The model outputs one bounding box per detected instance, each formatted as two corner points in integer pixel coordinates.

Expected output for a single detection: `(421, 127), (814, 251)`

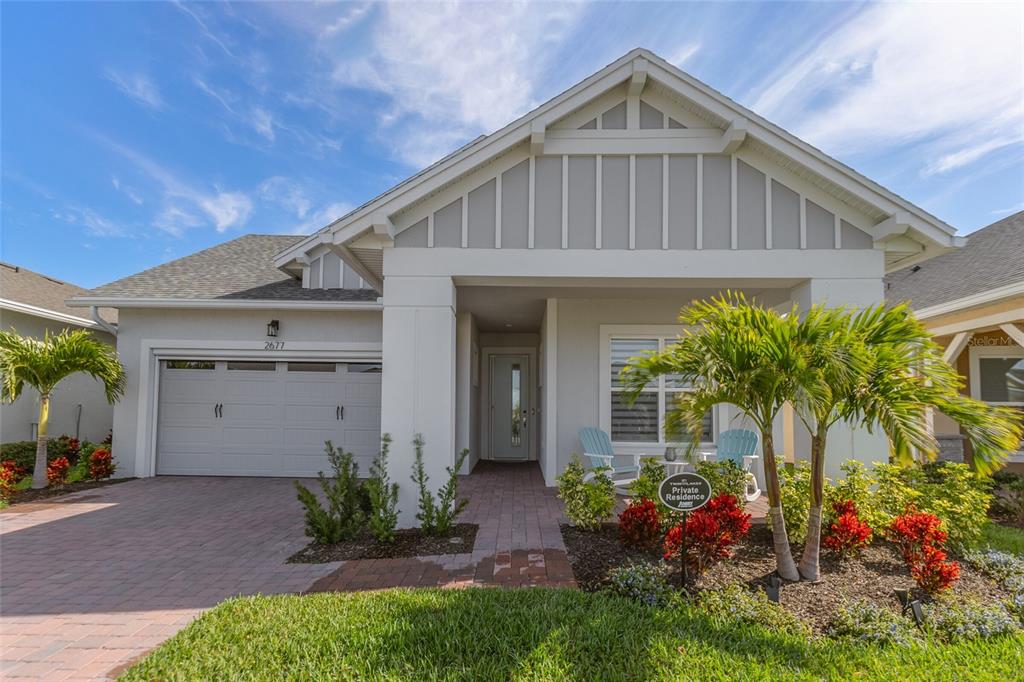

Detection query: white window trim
(969, 343), (1024, 407)
(598, 324), (717, 449)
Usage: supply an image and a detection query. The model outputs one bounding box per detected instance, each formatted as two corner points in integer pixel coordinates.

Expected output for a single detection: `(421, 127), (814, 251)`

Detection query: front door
(489, 354), (530, 460)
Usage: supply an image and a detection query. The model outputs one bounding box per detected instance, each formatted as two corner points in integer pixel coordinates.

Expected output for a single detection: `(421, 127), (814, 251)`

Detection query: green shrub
(925, 599), (1020, 641)
(699, 584), (811, 637)
(831, 460), (886, 531)
(294, 441), (365, 544)
(365, 434), (400, 543)
(694, 459), (747, 503)
(873, 462), (991, 550)
(771, 462), (833, 544)
(558, 455), (615, 531)
(606, 562), (673, 606)
(827, 600), (920, 646)
(0, 439), (69, 471)
(629, 459), (671, 517)
(991, 470), (1024, 525)
(410, 435), (469, 535)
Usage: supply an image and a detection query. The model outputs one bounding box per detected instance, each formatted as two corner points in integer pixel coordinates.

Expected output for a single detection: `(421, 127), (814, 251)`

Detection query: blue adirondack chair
(578, 427), (640, 488)
(709, 428), (761, 502)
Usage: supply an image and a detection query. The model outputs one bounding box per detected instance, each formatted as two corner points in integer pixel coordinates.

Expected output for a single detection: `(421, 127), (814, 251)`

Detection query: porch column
(381, 276), (457, 527)
(790, 278), (890, 480)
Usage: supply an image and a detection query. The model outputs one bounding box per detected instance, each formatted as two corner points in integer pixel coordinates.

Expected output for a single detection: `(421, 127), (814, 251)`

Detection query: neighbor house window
(608, 336), (714, 444)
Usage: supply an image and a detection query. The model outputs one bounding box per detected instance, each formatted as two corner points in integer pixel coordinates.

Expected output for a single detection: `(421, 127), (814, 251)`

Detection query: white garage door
(156, 359), (382, 477)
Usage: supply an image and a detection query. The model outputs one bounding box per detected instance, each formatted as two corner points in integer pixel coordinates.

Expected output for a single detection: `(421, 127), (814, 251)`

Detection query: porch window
(977, 356), (1024, 406)
(609, 336), (714, 445)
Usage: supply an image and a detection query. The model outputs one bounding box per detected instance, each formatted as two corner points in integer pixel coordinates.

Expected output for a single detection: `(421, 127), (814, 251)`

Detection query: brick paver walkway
(307, 461), (576, 592)
(0, 477), (340, 681)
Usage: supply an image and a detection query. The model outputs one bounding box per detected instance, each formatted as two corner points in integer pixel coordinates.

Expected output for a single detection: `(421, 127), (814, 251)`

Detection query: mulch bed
(1, 478), (135, 510)
(562, 522), (1010, 634)
(288, 523), (479, 563)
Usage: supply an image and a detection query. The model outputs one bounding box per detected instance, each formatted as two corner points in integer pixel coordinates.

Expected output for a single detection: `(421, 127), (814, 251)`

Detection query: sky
(2, 1), (1022, 289)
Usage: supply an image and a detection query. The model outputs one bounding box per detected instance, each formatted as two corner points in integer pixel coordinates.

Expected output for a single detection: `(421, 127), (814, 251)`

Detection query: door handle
(218, 403), (223, 418)
(336, 405), (340, 420)
(339, 406), (345, 420)
(214, 404), (218, 418)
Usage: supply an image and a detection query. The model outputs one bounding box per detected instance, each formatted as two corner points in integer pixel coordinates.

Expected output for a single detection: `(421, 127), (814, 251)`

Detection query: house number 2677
(264, 341), (285, 350)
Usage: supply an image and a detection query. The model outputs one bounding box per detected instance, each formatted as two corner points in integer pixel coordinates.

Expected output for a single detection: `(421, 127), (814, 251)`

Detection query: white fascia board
(914, 281), (1024, 320)
(66, 297), (383, 311)
(640, 54), (959, 246)
(0, 298), (101, 329)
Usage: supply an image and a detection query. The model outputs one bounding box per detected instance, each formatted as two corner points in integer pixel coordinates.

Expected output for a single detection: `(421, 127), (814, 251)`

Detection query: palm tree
(792, 303), (1023, 581)
(622, 292), (824, 581)
(0, 329), (126, 489)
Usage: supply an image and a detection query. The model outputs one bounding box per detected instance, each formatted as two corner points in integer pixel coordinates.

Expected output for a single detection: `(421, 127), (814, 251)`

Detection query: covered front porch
(379, 263), (891, 527)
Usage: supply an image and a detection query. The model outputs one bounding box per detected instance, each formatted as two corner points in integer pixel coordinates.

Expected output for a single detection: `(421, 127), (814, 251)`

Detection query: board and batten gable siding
(387, 96), (876, 253)
(302, 249), (377, 290)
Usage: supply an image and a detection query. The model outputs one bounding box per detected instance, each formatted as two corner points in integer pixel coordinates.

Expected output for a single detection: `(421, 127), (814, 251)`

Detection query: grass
(122, 588), (1024, 682)
(978, 522), (1024, 555)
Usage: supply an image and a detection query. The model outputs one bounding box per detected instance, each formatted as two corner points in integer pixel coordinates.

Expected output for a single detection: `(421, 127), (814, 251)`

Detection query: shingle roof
(0, 263), (118, 323)
(885, 211), (1024, 310)
(79, 235), (379, 302)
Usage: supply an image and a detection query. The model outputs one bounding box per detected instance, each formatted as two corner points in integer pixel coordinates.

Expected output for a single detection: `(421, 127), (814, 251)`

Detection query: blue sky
(2, 1), (1022, 288)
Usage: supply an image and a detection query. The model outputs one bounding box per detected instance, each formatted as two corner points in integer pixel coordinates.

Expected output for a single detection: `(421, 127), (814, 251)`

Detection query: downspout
(90, 306), (118, 336)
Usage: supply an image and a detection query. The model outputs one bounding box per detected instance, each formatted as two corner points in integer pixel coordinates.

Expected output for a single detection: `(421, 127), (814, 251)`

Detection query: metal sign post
(658, 472), (713, 590)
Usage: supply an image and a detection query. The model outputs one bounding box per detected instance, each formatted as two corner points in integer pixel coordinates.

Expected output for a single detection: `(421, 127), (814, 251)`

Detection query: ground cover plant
(122, 588), (1024, 682)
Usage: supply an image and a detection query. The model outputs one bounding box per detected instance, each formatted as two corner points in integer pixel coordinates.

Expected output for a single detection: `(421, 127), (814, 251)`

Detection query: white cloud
(668, 43), (700, 68)
(288, 201), (354, 235)
(328, 1), (583, 165)
(111, 176), (144, 205)
(258, 176), (311, 218)
(199, 191), (253, 232)
(319, 2), (372, 38)
(749, 3), (1024, 174)
(104, 69), (164, 110)
(54, 207), (128, 237)
(248, 106), (275, 142)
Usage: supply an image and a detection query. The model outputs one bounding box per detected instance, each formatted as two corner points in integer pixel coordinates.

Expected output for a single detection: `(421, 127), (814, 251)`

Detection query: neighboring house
(886, 210), (1024, 471)
(0, 262), (118, 443)
(69, 49), (963, 525)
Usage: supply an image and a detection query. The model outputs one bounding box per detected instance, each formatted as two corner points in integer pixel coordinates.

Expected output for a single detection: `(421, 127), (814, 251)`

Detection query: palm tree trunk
(32, 394), (50, 489)
(761, 432), (800, 581)
(798, 427), (827, 582)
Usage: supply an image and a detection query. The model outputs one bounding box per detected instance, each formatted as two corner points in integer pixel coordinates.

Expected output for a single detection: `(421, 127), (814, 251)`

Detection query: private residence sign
(658, 472), (712, 513)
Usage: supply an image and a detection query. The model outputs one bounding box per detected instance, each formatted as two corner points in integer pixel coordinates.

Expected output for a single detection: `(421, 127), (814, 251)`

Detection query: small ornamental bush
(823, 500), (872, 558)
(663, 493), (751, 574)
(771, 462), (833, 544)
(618, 498), (662, 549)
(606, 562), (673, 606)
(366, 434), (400, 543)
(827, 600), (920, 646)
(0, 459), (27, 502)
(294, 441), (365, 544)
(925, 599), (1020, 641)
(889, 510), (959, 594)
(87, 448), (115, 481)
(693, 459), (747, 504)
(56, 435), (81, 464)
(699, 584), (811, 636)
(628, 459), (670, 516)
(46, 457), (70, 486)
(410, 435), (469, 536)
(557, 455), (615, 531)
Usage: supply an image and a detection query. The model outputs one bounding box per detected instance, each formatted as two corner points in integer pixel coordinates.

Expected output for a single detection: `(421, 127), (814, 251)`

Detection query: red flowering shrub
(88, 448), (115, 481)
(0, 460), (27, 501)
(619, 498), (662, 548)
(823, 500), (872, 558)
(889, 509), (960, 594)
(663, 493), (751, 573)
(57, 435), (81, 463)
(46, 457), (70, 486)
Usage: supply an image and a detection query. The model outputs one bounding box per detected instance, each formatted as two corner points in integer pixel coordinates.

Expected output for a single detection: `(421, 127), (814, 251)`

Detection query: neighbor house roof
(68, 235), (380, 307)
(885, 210), (1024, 312)
(0, 262), (118, 327)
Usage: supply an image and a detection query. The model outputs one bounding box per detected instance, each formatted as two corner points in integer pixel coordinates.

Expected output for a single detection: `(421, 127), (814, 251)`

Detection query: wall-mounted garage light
(267, 320), (280, 337)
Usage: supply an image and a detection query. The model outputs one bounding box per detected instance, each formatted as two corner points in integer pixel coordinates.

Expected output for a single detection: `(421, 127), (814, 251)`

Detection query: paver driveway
(0, 477), (340, 681)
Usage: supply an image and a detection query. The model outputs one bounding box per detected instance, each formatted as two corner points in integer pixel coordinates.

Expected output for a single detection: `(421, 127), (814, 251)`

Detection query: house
(68, 49), (963, 525)
(886, 210), (1024, 471)
(0, 262), (118, 442)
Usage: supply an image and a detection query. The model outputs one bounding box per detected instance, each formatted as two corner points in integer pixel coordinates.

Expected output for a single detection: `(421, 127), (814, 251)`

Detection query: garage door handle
(337, 405), (344, 420)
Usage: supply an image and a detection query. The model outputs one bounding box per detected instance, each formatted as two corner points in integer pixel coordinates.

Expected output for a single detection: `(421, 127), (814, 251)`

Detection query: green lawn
(122, 588), (1023, 682)
(978, 522), (1024, 555)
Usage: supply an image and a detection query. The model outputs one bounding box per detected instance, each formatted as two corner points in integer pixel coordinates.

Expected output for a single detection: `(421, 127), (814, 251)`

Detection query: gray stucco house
(69, 49), (963, 525)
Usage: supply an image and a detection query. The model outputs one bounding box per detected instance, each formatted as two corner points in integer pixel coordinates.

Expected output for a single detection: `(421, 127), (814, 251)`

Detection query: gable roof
(885, 210), (1024, 312)
(274, 47), (962, 275)
(68, 235), (379, 307)
(0, 262), (117, 327)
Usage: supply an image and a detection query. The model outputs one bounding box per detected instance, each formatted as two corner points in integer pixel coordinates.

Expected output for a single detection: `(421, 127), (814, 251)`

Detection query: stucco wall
(0, 309), (115, 443)
(111, 307), (382, 477)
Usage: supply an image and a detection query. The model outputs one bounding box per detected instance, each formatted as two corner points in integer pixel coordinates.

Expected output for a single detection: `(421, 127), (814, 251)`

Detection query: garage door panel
(158, 358), (381, 477)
